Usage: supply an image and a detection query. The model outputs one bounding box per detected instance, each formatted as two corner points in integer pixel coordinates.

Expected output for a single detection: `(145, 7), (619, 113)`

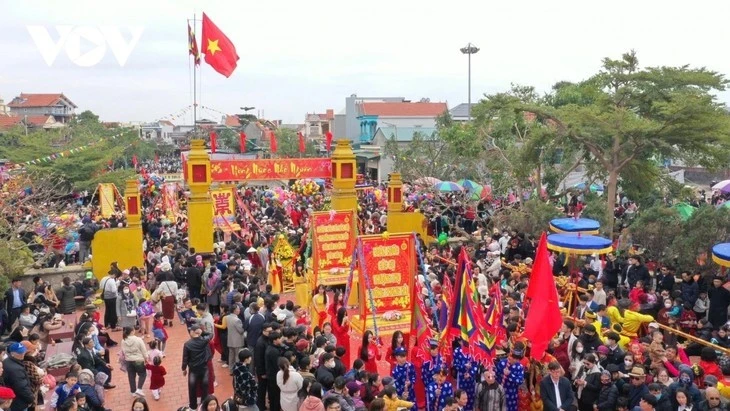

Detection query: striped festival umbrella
(434, 181), (464, 192)
(456, 179), (482, 191)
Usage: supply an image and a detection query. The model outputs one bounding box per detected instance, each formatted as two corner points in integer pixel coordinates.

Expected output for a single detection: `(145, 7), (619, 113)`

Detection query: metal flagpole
(192, 14), (197, 133)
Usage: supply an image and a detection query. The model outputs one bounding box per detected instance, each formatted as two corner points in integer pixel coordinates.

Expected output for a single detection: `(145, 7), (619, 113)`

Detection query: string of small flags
(13, 129), (135, 170)
(155, 105), (193, 123)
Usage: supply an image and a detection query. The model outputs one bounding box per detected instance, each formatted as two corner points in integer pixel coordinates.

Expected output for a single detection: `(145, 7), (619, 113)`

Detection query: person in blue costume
(391, 347), (416, 410)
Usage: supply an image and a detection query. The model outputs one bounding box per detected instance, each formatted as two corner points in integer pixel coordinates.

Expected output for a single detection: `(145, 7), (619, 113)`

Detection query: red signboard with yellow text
(358, 233), (416, 317)
(211, 187), (240, 232)
(210, 158), (331, 181)
(311, 210), (357, 286)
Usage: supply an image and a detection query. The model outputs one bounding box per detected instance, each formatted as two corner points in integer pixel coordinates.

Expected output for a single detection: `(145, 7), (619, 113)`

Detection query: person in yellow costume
(311, 284), (328, 330)
(602, 323), (631, 349)
(618, 299), (654, 338)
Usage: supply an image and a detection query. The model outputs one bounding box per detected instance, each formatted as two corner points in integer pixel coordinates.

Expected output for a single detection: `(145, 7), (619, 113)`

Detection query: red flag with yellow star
(201, 13), (239, 77)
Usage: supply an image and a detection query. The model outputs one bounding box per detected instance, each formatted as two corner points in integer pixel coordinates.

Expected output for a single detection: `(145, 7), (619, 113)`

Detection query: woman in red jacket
(331, 307), (351, 368)
(359, 330), (381, 374)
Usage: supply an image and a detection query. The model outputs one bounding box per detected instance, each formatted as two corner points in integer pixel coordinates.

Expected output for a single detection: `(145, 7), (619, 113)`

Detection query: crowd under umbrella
(434, 181), (464, 192)
(712, 243), (730, 268)
(456, 179), (482, 191)
(673, 202), (697, 221)
(549, 217), (601, 235)
(712, 179), (730, 194)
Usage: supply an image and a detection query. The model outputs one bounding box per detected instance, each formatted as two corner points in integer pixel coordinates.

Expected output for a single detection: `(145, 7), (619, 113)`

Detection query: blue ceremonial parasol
(712, 243), (730, 268)
(547, 233), (613, 255)
(549, 218), (601, 235)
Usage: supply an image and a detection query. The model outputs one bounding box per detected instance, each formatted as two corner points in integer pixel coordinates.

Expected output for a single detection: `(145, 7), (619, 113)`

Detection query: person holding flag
(420, 339), (447, 389)
(391, 347), (416, 410)
(453, 339), (479, 411)
(495, 342), (526, 411)
(426, 367), (453, 411)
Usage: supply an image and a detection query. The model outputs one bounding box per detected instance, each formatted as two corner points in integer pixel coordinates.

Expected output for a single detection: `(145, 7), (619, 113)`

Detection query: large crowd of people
(1, 155), (729, 411)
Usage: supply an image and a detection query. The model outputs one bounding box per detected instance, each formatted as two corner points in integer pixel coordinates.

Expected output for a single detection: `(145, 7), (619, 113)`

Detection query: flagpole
(192, 14), (197, 133)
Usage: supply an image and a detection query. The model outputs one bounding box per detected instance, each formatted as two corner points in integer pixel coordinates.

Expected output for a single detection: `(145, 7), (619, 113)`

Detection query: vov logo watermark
(27, 25), (144, 67)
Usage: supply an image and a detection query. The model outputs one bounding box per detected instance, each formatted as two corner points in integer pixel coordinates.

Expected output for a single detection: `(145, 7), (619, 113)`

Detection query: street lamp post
(460, 43), (480, 121)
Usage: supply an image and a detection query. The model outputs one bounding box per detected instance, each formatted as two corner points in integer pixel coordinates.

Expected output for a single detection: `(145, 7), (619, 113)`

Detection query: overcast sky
(2, 0), (730, 125)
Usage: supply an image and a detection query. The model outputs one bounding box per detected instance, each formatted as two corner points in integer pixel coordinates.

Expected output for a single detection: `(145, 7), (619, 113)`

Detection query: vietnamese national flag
(201, 13), (239, 78)
(522, 232), (563, 359)
(210, 131), (217, 153)
(239, 131), (247, 153)
(132, 154), (138, 168)
(269, 129), (277, 154)
(325, 131), (333, 152)
(297, 131), (305, 154)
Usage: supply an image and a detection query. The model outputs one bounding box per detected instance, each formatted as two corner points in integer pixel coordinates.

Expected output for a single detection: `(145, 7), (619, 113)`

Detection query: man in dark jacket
(264, 331), (285, 411)
(3, 342), (34, 411)
(655, 266), (676, 294)
(181, 325), (213, 409)
(680, 271), (699, 308)
(4, 278), (27, 334)
(625, 256), (650, 290)
(185, 262), (203, 301)
(254, 323), (273, 411)
(78, 217), (98, 264)
(246, 302), (265, 348)
(602, 253), (622, 291)
(76, 337), (115, 389)
(539, 361), (574, 411)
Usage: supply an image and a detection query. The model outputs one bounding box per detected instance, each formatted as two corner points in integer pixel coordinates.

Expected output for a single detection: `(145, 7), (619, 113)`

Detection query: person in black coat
(264, 331), (285, 411)
(655, 266), (676, 294)
(185, 263), (203, 301)
(4, 278), (27, 334)
(595, 371), (619, 411)
(246, 303), (266, 349)
(625, 256), (650, 289)
(75, 337), (115, 388)
(574, 355), (602, 411)
(3, 343), (35, 411)
(254, 323), (273, 411)
(602, 254), (621, 291)
(539, 361), (575, 411)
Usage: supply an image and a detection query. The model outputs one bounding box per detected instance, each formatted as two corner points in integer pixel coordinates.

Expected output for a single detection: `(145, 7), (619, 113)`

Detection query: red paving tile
(56, 292), (391, 411)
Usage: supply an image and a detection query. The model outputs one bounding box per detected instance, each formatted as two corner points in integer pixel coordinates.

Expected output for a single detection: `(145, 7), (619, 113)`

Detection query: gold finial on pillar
(387, 173), (403, 214)
(124, 179), (141, 228)
(329, 139), (357, 213)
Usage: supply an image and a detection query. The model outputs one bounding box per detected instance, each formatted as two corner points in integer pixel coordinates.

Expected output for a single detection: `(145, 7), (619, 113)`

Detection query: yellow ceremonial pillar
(329, 139), (358, 306)
(124, 179), (142, 227)
(186, 139), (214, 254)
(385, 172), (434, 242)
(90, 179), (144, 279)
(387, 172), (404, 215)
(330, 140), (358, 213)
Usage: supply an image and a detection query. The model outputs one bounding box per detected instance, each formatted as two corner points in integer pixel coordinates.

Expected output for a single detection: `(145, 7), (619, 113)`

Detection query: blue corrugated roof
(376, 126), (438, 142)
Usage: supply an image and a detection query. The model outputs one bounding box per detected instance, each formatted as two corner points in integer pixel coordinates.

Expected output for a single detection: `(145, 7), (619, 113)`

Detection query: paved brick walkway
(100, 312), (234, 411)
(62, 292), (390, 411)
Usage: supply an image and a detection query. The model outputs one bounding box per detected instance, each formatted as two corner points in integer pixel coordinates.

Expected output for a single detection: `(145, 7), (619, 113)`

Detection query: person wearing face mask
(595, 370), (618, 411)
(647, 383), (671, 411)
(116, 285), (138, 330)
(667, 365), (702, 409)
(580, 324), (602, 353)
(314, 352), (336, 391)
